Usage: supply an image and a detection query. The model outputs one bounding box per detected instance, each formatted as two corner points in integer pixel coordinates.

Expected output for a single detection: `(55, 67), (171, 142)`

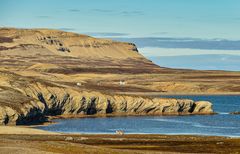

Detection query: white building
(119, 80), (126, 86)
(76, 82), (82, 86)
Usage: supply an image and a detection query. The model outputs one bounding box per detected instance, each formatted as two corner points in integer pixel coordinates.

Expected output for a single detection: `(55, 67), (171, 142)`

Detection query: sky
(1, 0), (240, 71)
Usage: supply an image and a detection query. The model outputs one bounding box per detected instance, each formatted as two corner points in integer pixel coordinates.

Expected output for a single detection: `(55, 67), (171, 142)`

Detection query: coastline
(32, 111), (217, 129)
(0, 94), (237, 153)
(2, 125), (239, 138)
(48, 111), (216, 120)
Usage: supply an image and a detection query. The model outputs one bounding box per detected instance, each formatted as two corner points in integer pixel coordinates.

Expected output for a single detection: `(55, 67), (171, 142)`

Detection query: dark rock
(58, 47), (70, 52)
(0, 37), (13, 43)
(230, 111), (240, 115)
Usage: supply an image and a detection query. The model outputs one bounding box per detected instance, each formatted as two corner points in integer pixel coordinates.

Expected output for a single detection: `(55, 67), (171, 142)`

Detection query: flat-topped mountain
(0, 28), (140, 59)
(0, 28), (217, 125)
(0, 28), (159, 74)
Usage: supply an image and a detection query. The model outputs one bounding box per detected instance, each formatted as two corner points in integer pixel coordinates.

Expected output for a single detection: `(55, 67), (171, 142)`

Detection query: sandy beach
(0, 126), (59, 135)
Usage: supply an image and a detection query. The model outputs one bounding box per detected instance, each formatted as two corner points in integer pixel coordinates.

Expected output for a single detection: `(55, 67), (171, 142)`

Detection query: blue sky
(1, 0), (240, 70)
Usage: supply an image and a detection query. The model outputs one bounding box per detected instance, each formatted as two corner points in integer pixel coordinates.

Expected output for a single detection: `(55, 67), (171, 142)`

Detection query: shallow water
(36, 95), (240, 137)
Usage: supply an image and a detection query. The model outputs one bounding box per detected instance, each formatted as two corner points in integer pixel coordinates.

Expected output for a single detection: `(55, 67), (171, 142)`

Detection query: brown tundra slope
(1, 27), (239, 124)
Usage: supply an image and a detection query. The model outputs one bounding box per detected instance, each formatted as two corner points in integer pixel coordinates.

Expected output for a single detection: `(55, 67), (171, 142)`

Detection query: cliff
(0, 81), (213, 125)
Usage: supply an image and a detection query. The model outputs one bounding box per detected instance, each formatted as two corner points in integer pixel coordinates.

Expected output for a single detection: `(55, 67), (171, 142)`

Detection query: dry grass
(1, 28), (240, 94)
(0, 134), (239, 154)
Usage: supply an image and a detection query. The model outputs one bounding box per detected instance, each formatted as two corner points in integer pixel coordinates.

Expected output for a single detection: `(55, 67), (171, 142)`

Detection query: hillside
(1, 28), (240, 95)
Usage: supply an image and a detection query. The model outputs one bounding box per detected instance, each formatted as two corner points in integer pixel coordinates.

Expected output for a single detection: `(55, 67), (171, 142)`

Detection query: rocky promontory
(0, 82), (213, 125)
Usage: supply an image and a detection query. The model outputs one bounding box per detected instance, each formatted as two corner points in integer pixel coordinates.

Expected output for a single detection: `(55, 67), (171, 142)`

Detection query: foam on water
(145, 118), (194, 124)
(192, 124), (237, 129)
(218, 112), (229, 115)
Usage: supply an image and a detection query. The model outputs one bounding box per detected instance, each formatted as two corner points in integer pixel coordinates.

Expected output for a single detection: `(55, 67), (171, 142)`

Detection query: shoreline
(21, 107), (217, 128)
(33, 111), (217, 129)
(2, 125), (239, 138)
(48, 111), (216, 120)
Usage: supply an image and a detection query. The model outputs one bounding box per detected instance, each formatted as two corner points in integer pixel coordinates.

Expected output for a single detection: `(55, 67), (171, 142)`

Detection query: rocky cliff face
(0, 82), (213, 125)
(0, 28), (145, 60)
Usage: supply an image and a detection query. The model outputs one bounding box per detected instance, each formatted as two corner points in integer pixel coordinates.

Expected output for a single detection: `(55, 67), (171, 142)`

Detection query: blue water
(36, 95), (240, 137)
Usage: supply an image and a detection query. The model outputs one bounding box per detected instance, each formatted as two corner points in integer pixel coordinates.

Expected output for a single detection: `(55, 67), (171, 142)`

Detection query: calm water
(36, 95), (240, 137)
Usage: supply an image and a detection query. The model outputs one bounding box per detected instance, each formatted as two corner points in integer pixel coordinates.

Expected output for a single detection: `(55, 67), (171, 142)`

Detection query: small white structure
(119, 80), (126, 86)
(76, 82), (82, 86)
(116, 130), (125, 135)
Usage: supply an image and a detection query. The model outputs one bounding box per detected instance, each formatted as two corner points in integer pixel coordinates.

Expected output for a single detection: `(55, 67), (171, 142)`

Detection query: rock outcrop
(191, 101), (213, 113)
(0, 82), (213, 125)
(230, 111), (240, 115)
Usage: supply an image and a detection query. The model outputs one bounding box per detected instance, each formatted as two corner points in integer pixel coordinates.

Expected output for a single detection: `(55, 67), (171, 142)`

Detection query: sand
(0, 126), (59, 135)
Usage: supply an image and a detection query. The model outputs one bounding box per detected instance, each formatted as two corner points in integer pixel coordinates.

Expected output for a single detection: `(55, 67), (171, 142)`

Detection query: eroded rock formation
(0, 82), (213, 125)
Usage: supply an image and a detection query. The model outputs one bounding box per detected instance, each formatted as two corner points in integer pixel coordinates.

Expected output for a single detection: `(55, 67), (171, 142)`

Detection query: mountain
(0, 28), (240, 95)
(1, 27), (240, 125)
(0, 28), (159, 74)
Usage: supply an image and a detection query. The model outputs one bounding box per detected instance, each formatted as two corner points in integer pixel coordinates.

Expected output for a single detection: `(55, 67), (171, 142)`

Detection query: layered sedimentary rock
(0, 82), (213, 125)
